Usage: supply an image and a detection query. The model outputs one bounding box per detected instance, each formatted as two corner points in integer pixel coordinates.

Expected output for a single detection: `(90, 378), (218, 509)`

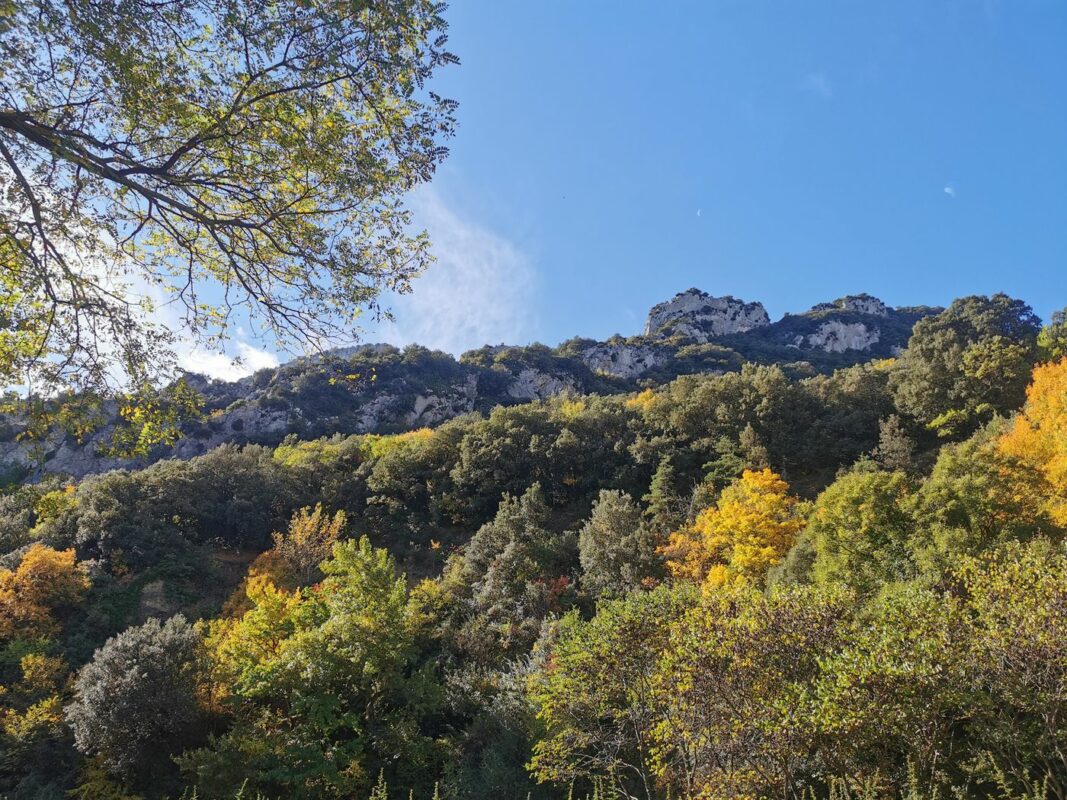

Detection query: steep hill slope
(0, 289), (936, 480)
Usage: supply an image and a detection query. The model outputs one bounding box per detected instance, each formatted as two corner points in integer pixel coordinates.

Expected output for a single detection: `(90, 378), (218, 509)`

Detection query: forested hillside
(0, 289), (933, 482)
(0, 293), (1065, 799)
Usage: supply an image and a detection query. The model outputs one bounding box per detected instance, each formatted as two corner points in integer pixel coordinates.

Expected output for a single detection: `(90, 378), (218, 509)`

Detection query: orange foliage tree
(222, 504), (346, 617)
(0, 544), (89, 640)
(999, 358), (1067, 527)
(661, 468), (806, 590)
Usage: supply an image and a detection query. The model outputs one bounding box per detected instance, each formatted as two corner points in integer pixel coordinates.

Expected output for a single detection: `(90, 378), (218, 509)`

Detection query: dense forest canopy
(0, 293), (1066, 799)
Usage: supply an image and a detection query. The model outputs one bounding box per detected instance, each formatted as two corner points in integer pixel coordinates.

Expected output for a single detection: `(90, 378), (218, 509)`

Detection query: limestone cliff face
(579, 342), (669, 378)
(794, 321), (881, 353)
(0, 359), (482, 479)
(0, 423), (137, 478)
(810, 294), (889, 316)
(645, 289), (770, 341)
(505, 368), (580, 401)
(407, 374), (479, 426)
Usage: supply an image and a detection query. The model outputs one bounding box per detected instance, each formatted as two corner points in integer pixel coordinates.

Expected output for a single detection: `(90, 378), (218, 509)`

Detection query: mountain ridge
(0, 289), (939, 481)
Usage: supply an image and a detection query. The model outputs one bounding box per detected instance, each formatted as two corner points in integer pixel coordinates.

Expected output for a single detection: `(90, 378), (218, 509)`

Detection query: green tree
(890, 294), (1040, 437)
(873, 413), (919, 473)
(457, 484), (577, 663)
(642, 456), (685, 535)
(956, 540), (1067, 797)
(652, 585), (851, 799)
(529, 586), (694, 800)
(808, 466), (917, 595)
(1037, 308), (1067, 362)
(813, 585), (972, 793)
(0, 0), (456, 396)
(907, 428), (1061, 578)
(65, 615), (205, 782)
(185, 538), (445, 799)
(578, 490), (662, 598)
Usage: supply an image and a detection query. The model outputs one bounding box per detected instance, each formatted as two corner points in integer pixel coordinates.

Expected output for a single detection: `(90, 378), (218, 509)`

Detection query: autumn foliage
(661, 468), (805, 589)
(999, 357), (1067, 526)
(5, 301), (1067, 799)
(0, 545), (89, 639)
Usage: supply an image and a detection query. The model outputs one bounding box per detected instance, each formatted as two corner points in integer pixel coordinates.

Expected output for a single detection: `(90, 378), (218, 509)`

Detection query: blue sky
(366, 0), (1067, 356)
(187, 2), (1067, 376)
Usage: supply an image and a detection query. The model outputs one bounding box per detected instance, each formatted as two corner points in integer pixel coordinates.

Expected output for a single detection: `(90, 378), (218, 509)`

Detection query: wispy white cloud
(53, 184), (532, 385)
(377, 187), (538, 355)
(179, 341), (280, 381)
(133, 273), (282, 382)
(944, 185), (957, 198)
(800, 72), (834, 99)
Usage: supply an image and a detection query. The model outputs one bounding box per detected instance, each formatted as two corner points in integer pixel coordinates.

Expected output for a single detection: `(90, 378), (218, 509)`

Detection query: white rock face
(646, 289), (770, 341)
(506, 368), (579, 402)
(811, 294), (889, 316)
(407, 374), (478, 426)
(580, 343), (666, 378)
(800, 321), (881, 352)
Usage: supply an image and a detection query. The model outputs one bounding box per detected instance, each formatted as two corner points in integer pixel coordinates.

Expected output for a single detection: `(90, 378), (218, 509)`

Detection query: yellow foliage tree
(999, 358), (1067, 526)
(271, 504), (347, 586)
(0, 545), (89, 639)
(222, 505), (345, 616)
(625, 387), (658, 414)
(661, 468), (805, 589)
(208, 575), (304, 705)
(359, 428), (435, 460)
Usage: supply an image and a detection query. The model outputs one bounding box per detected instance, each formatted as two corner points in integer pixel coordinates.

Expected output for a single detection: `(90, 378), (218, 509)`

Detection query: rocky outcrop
(793, 321), (881, 352)
(407, 374), (479, 426)
(645, 289), (770, 341)
(171, 404), (293, 460)
(580, 342), (668, 378)
(0, 425), (138, 478)
(506, 368), (580, 402)
(811, 294), (889, 316)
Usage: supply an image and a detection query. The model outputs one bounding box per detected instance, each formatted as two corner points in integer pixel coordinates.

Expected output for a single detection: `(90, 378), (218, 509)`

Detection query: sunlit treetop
(999, 358), (1067, 527)
(0, 0), (457, 395)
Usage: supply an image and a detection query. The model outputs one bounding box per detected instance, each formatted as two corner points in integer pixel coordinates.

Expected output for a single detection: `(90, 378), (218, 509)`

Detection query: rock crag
(645, 289), (770, 341)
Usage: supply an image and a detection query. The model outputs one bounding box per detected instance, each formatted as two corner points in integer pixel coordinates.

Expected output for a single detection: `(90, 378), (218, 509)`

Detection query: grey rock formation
(645, 289), (770, 341)
(0, 425), (137, 478)
(580, 342), (667, 378)
(795, 321), (881, 352)
(169, 405), (294, 460)
(811, 294), (890, 316)
(406, 374), (479, 426)
(506, 368), (580, 402)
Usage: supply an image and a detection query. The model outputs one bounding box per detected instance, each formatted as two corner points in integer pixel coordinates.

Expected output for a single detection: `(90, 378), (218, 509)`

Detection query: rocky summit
(0, 289), (937, 480)
(645, 289), (771, 340)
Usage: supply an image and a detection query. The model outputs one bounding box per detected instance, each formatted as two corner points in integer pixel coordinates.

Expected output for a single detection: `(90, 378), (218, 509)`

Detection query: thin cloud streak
(800, 72), (834, 99)
(134, 273), (282, 382)
(137, 184), (539, 377)
(378, 187), (538, 355)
